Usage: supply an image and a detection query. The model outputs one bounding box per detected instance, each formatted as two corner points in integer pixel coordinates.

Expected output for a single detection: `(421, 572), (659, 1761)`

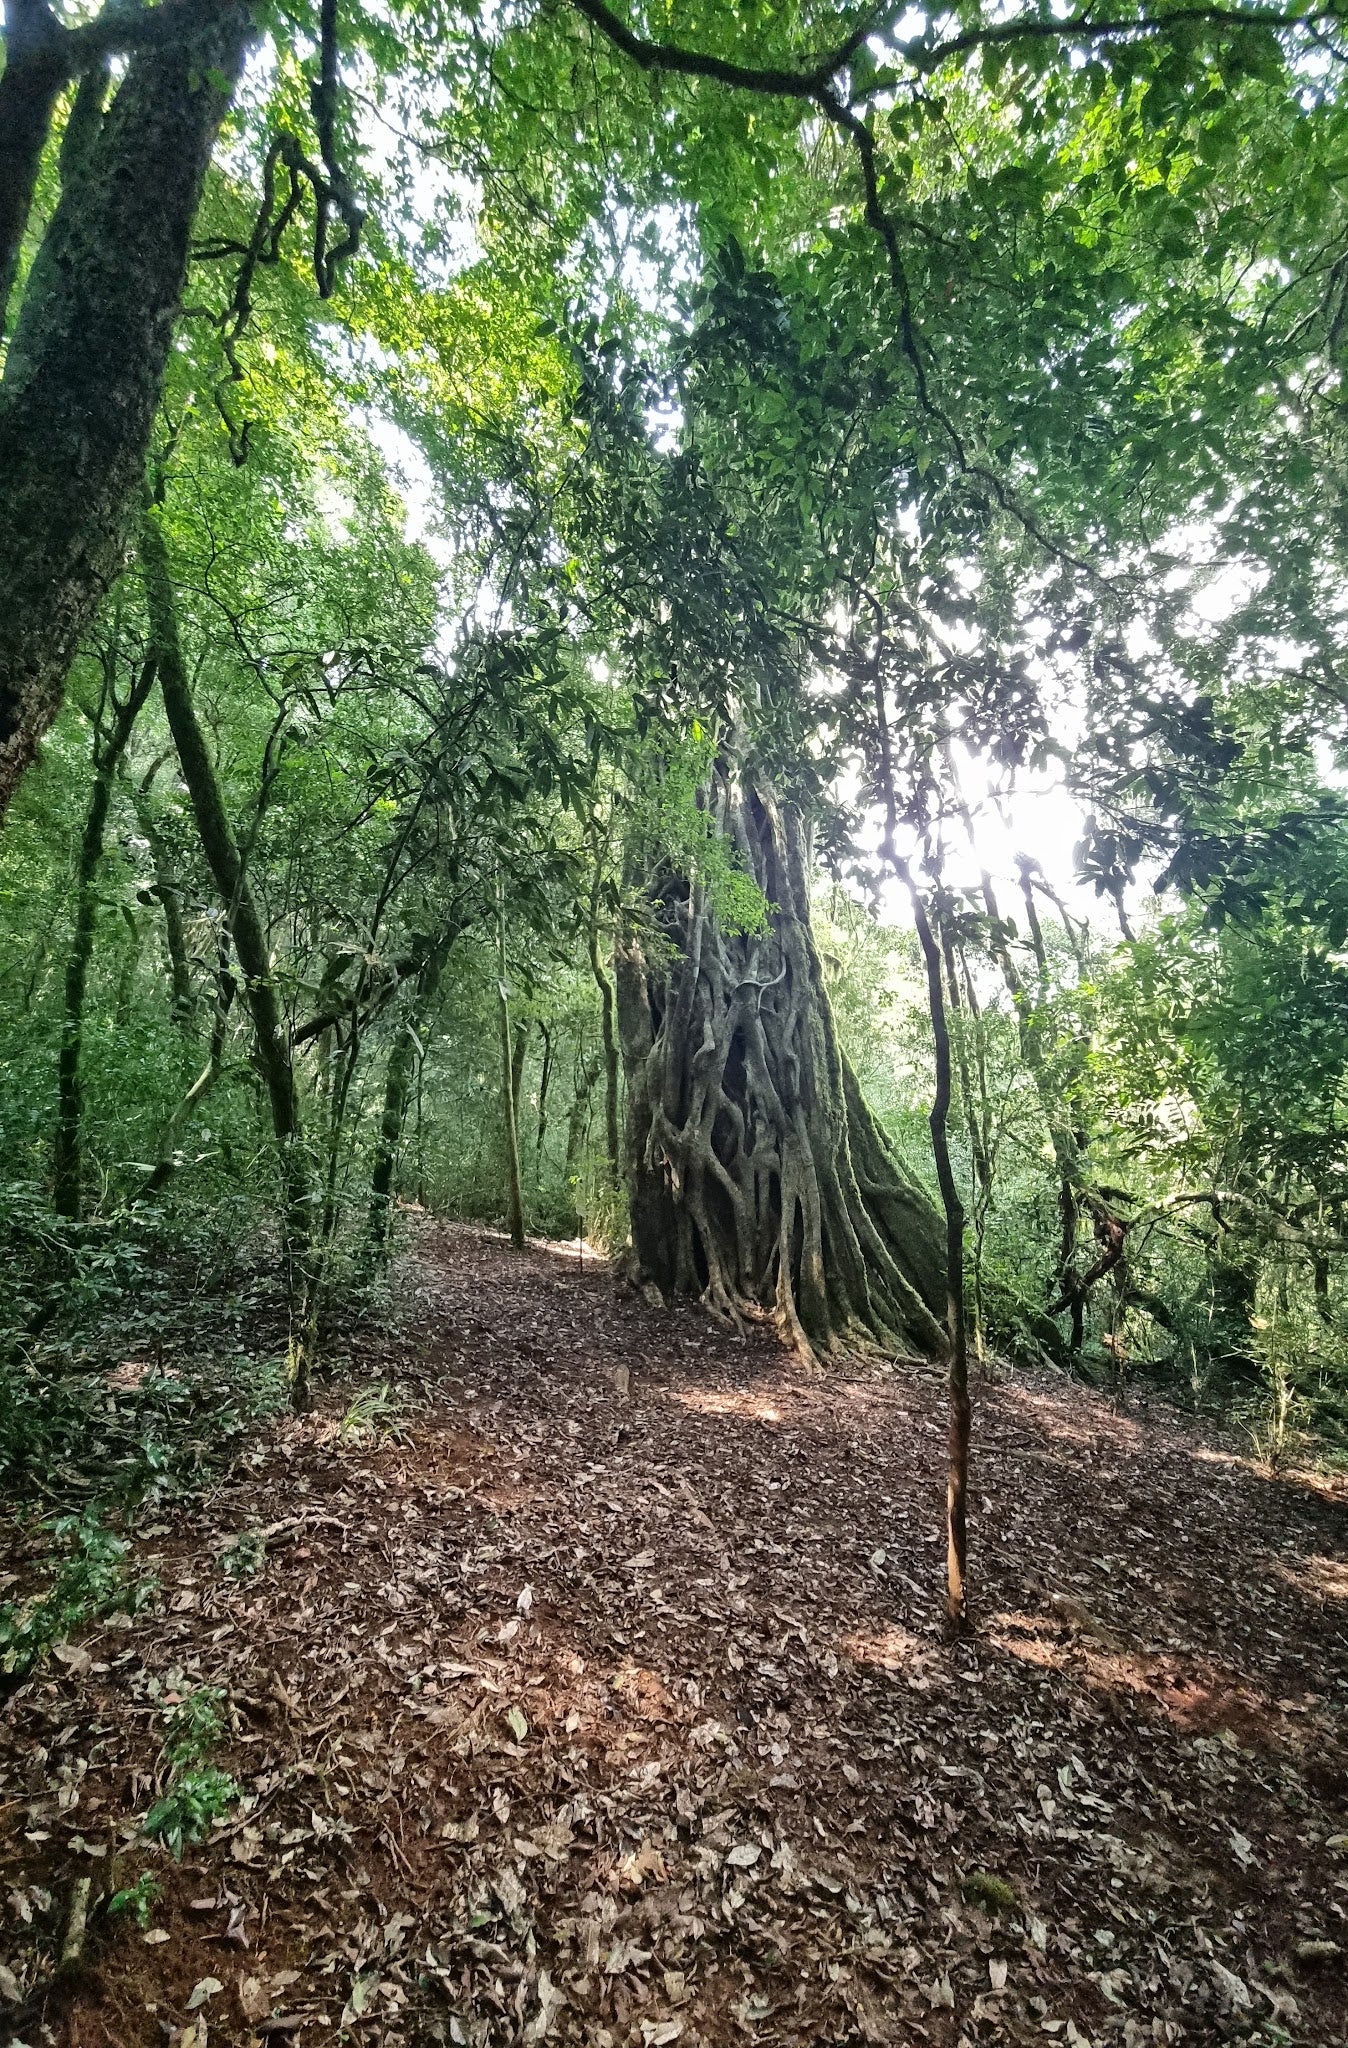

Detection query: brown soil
(2, 1219), (1347, 2048)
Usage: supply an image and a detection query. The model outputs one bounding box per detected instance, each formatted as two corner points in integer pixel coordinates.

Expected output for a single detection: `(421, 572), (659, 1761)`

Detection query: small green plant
(144, 1766), (241, 1859)
(141, 1682), (240, 1858)
(339, 1381), (406, 1442)
(107, 1871), (161, 1929)
(157, 1682), (232, 1774)
(960, 1870), (1018, 1913)
(218, 1527), (267, 1578)
(0, 1511), (152, 1676)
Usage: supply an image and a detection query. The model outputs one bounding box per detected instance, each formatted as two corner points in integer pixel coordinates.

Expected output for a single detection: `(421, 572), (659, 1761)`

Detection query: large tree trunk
(616, 776), (947, 1359)
(0, 0), (250, 819)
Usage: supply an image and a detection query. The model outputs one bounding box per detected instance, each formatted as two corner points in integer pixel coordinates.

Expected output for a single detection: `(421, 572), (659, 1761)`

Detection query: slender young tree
(900, 858), (970, 1628)
(51, 649), (157, 1217)
(367, 934), (455, 1263)
(497, 886), (527, 1250)
(140, 501), (321, 1406)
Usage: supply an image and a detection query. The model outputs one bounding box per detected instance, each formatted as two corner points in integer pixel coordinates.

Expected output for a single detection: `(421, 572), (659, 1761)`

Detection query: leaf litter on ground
(0, 1218), (1345, 2047)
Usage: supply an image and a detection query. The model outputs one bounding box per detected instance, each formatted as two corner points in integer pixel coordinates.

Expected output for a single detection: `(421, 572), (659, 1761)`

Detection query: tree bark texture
(0, 0), (250, 819)
(616, 778), (947, 1358)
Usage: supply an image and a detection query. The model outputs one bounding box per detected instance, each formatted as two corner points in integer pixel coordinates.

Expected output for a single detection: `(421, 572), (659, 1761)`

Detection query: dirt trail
(2, 1220), (1347, 2047)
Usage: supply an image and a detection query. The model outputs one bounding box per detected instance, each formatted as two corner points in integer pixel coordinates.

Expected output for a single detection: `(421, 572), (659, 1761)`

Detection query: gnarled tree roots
(617, 779), (947, 1361)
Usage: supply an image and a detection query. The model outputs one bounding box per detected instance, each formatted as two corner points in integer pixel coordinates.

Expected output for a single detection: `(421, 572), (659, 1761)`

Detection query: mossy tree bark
(616, 776), (947, 1358)
(0, 0), (250, 818)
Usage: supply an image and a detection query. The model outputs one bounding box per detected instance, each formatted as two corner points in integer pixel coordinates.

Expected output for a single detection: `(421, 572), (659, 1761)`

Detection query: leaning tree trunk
(0, 0), (250, 819)
(616, 777), (947, 1359)
(141, 504), (320, 1407)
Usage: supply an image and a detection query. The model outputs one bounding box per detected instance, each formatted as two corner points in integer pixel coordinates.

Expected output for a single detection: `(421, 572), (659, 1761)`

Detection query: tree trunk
(535, 1021), (554, 1160)
(587, 865), (621, 1186)
(497, 894), (526, 1249)
(902, 864), (970, 1627)
(137, 932), (236, 1201)
(51, 657), (156, 1217)
(511, 1017), (531, 1132)
(130, 773), (197, 1039)
(0, 0), (250, 819)
(616, 775), (946, 1357)
(141, 504), (319, 1406)
(0, 0), (67, 338)
(366, 934), (453, 1263)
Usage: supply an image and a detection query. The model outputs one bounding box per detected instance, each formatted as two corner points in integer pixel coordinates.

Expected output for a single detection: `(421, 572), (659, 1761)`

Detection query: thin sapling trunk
(52, 654), (157, 1217)
(141, 504), (320, 1407)
(497, 889), (526, 1249)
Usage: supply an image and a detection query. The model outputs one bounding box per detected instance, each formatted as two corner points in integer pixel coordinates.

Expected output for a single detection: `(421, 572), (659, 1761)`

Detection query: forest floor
(2, 1220), (1347, 2048)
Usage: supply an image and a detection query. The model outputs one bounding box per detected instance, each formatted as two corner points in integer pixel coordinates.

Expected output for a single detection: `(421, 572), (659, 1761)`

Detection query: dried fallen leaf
(239, 1976), (268, 2021)
(1209, 1959), (1252, 2010)
(187, 1977), (224, 2010)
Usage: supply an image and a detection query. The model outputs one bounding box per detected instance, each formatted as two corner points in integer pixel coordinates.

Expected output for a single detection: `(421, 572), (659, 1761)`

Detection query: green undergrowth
(0, 1178), (401, 1512)
(0, 1510), (155, 1678)
(142, 1682), (241, 1858)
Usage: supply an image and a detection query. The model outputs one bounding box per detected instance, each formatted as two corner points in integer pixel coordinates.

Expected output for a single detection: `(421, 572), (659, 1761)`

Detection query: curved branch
(568, 0), (884, 97)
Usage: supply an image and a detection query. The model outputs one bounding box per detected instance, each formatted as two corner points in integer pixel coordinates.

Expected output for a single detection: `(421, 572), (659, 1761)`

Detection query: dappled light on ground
(669, 1387), (787, 1425)
(2, 1220), (1346, 2046)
